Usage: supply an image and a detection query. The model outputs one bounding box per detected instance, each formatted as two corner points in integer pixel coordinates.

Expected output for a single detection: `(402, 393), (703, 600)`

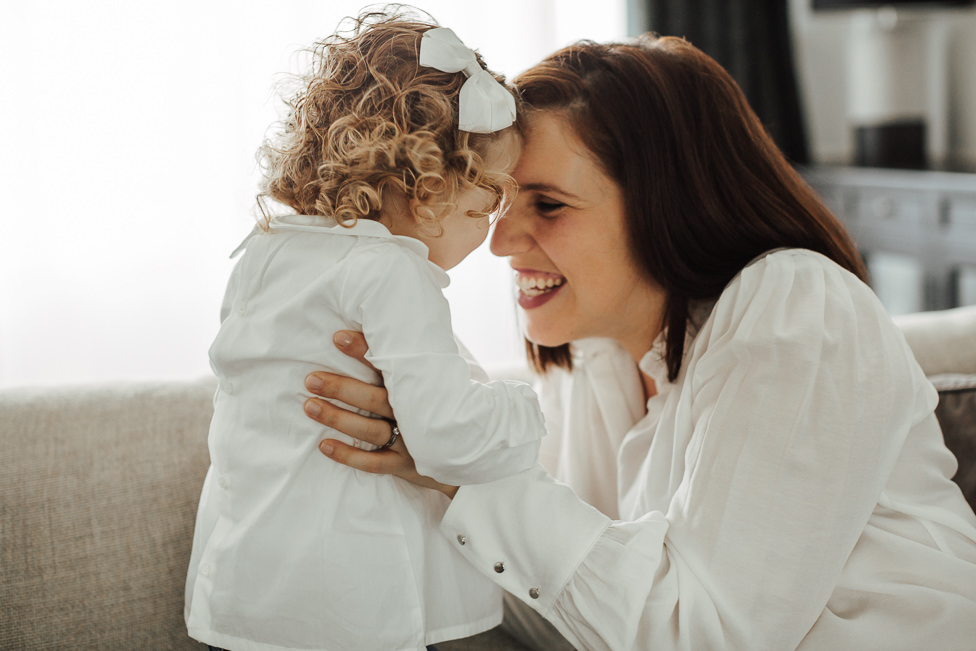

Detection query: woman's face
(490, 112), (668, 362)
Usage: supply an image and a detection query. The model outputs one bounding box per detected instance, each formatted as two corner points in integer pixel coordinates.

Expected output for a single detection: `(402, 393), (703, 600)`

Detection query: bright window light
(0, 1), (627, 388)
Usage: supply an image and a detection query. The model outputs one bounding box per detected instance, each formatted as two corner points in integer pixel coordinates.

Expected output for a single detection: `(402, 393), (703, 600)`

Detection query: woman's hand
(304, 331), (459, 499)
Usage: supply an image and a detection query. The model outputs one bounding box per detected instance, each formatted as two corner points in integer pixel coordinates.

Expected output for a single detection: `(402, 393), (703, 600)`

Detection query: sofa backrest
(0, 379), (215, 649)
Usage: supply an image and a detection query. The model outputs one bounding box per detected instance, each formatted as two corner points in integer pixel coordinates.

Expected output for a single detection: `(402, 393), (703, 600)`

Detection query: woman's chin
(523, 325), (570, 350)
(518, 287), (574, 348)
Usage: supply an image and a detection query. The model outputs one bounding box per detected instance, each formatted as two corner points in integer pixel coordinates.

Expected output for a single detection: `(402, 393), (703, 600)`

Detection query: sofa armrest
(891, 306), (976, 510)
(893, 305), (976, 376)
(0, 379), (215, 649)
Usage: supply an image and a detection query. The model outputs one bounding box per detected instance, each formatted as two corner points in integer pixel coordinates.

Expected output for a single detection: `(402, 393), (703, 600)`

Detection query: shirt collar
(637, 332), (670, 388)
(637, 298), (717, 385)
(231, 215), (449, 287)
(270, 214), (432, 259)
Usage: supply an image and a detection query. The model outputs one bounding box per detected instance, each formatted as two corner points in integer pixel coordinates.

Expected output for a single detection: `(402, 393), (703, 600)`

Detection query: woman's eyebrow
(519, 182), (583, 201)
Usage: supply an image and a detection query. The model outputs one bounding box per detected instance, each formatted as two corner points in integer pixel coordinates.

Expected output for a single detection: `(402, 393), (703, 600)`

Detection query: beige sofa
(2, 306), (975, 650)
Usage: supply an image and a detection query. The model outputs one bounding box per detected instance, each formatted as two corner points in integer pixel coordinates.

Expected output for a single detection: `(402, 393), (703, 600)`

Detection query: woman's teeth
(516, 275), (565, 296)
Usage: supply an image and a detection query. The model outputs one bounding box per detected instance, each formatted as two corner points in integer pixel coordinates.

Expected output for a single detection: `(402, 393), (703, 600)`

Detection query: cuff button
(494, 562), (505, 573)
(457, 534), (467, 545)
(528, 587), (540, 599)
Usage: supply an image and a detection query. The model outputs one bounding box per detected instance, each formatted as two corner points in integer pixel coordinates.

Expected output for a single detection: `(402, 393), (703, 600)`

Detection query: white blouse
(441, 248), (976, 650)
(185, 215), (544, 651)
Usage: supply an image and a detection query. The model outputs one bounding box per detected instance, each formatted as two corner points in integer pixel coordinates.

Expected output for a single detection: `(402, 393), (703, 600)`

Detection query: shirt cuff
(440, 464), (610, 615)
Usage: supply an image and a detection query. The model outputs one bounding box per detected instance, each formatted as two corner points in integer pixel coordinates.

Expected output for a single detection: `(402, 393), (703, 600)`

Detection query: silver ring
(380, 424), (400, 450)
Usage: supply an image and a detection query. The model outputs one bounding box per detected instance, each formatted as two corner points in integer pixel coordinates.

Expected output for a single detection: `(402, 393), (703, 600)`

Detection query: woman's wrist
(414, 474), (459, 498)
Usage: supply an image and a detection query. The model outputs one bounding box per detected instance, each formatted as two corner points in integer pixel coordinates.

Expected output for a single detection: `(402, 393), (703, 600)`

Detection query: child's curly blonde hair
(257, 7), (516, 230)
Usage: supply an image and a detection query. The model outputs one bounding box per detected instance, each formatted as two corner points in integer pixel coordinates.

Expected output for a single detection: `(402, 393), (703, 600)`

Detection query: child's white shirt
(185, 214), (545, 651)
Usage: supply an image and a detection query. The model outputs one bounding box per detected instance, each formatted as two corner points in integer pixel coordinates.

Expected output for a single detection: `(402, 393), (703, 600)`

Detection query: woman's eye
(535, 199), (565, 216)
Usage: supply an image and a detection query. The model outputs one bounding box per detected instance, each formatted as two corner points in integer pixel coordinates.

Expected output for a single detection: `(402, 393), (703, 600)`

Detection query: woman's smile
(515, 269), (566, 307)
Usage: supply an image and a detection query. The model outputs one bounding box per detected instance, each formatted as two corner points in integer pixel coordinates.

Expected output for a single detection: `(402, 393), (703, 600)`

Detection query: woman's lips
(514, 270), (565, 309)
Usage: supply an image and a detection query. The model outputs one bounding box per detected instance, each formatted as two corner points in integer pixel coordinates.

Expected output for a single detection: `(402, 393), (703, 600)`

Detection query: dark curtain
(634, 0), (810, 164)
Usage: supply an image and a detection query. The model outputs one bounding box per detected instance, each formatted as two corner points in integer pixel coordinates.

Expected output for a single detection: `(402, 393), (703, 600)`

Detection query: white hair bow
(419, 27), (516, 134)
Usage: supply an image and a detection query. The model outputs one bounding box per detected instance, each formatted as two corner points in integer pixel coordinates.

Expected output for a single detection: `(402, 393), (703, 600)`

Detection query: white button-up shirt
(185, 215), (545, 651)
(441, 248), (976, 650)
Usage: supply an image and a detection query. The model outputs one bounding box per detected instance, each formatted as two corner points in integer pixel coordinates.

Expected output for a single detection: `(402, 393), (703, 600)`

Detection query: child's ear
(407, 196), (423, 223)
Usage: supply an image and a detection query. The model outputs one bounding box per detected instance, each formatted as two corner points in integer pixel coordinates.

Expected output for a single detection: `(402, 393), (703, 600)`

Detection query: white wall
(790, 0), (976, 169)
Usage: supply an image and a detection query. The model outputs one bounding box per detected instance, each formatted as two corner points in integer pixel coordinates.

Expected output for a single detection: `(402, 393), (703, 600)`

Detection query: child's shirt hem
(188, 609), (502, 651)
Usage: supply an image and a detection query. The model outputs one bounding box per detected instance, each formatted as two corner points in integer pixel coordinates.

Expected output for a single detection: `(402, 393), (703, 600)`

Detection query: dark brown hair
(516, 35), (867, 381)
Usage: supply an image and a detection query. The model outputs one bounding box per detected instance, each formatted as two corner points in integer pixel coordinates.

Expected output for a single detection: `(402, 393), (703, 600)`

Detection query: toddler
(184, 10), (545, 651)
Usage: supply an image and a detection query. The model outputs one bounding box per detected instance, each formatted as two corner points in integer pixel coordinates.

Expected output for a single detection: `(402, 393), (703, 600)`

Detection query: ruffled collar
(638, 298), (717, 391)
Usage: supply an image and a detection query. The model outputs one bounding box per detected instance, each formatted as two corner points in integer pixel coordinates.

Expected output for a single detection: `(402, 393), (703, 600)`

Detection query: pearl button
(200, 563), (211, 577)
(237, 304), (246, 315)
(224, 382), (234, 394)
(494, 562), (505, 573)
(528, 587), (540, 599)
(456, 534), (467, 545)
(218, 476), (230, 489)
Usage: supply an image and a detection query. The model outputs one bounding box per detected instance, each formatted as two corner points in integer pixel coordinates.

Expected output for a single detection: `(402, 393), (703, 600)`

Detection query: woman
(302, 35), (976, 649)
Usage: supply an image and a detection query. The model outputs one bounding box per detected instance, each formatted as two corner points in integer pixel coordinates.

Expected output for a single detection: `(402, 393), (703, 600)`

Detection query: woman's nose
(490, 208), (531, 257)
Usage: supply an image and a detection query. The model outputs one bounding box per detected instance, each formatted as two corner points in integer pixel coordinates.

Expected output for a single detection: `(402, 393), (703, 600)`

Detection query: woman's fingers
(304, 397), (393, 447)
(319, 440), (407, 475)
(312, 330), (459, 498)
(320, 437), (459, 498)
(305, 372), (394, 420)
(333, 330), (375, 371)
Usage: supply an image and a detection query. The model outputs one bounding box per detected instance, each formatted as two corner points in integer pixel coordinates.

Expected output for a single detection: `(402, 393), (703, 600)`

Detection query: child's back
(188, 219), (512, 650)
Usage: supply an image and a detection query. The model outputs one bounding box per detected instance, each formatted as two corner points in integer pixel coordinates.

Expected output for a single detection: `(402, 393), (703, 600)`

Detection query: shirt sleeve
(338, 243), (545, 485)
(440, 251), (937, 649)
(218, 256), (245, 324)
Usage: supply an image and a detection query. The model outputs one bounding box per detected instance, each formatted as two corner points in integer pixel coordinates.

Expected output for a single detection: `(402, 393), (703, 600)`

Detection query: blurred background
(2, 0), (975, 388)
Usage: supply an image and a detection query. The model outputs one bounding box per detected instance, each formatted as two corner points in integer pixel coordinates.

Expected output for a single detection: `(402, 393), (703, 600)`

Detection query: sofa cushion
(932, 374), (976, 512)
(0, 379), (214, 650)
